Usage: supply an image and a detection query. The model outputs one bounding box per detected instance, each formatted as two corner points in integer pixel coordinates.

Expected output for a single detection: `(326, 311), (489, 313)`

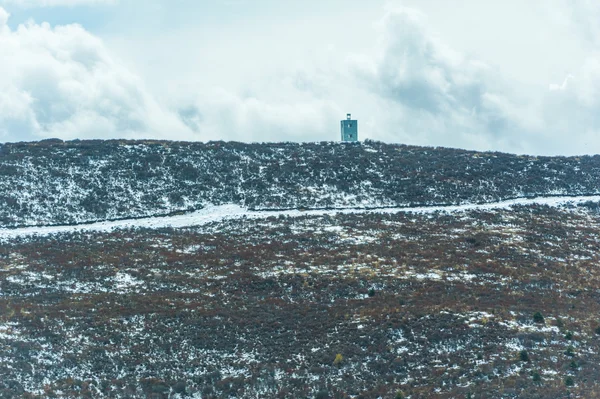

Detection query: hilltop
(1, 139), (600, 227)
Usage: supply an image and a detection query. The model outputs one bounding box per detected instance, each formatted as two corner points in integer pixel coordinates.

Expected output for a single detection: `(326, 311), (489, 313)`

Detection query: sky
(0, 0), (600, 155)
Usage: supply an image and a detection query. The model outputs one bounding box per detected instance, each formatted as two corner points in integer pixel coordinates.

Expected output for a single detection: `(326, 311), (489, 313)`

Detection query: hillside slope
(3, 139), (600, 398)
(3, 202), (600, 398)
(1, 139), (600, 227)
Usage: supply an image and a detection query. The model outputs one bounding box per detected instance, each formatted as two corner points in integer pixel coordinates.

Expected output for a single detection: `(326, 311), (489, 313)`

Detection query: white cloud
(0, 6), (8, 27)
(333, 5), (600, 155)
(0, 0), (116, 7)
(564, 0), (600, 47)
(3, 2), (600, 154)
(346, 7), (536, 152)
(0, 7), (189, 142)
(168, 69), (344, 143)
(143, 4), (600, 154)
(543, 56), (600, 147)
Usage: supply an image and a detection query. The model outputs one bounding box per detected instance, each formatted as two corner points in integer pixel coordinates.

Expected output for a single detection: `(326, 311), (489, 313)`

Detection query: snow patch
(1, 195), (600, 240)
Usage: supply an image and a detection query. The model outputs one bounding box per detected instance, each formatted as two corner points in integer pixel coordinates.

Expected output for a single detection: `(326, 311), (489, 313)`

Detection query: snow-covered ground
(2, 195), (600, 240)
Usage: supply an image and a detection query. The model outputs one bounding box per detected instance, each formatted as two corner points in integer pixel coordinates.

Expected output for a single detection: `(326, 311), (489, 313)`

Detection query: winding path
(2, 195), (600, 240)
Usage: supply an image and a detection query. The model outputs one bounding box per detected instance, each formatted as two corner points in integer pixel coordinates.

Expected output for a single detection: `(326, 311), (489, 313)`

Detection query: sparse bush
(150, 383), (169, 394)
(395, 391), (405, 399)
(565, 376), (574, 386)
(519, 350), (530, 362)
(533, 312), (545, 324)
(333, 353), (343, 366)
(368, 288), (376, 297)
(172, 381), (186, 394)
(532, 372), (541, 382)
(570, 360), (578, 370)
(595, 326), (600, 335)
(315, 390), (330, 399)
(565, 346), (575, 357)
(565, 331), (573, 340)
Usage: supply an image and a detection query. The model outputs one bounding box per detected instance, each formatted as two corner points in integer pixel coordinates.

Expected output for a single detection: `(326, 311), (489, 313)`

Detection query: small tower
(341, 113), (358, 142)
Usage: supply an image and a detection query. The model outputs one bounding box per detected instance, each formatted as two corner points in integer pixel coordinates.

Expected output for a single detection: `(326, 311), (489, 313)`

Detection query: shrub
(533, 312), (545, 324)
(565, 331), (573, 340)
(519, 350), (530, 362)
(151, 383), (169, 394)
(395, 391), (405, 399)
(565, 346), (575, 357)
(532, 372), (541, 382)
(368, 288), (376, 297)
(172, 381), (186, 394)
(315, 390), (330, 399)
(570, 361), (578, 370)
(333, 353), (343, 366)
(595, 326), (600, 335)
(565, 376), (574, 387)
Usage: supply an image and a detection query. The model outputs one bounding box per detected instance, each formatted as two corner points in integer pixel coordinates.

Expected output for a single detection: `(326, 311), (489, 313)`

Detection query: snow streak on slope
(1, 195), (600, 240)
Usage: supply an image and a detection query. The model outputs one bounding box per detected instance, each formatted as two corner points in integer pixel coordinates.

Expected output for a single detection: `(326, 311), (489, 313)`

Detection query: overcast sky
(1, 0), (600, 155)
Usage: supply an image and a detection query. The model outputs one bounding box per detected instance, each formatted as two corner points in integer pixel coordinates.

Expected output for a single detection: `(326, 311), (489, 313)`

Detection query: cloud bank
(351, 7), (531, 151)
(157, 5), (600, 155)
(1, 0), (116, 7)
(2, 3), (600, 155)
(0, 7), (187, 142)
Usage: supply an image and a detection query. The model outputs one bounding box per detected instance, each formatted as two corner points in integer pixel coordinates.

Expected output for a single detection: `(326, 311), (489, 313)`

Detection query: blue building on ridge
(341, 113), (358, 142)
